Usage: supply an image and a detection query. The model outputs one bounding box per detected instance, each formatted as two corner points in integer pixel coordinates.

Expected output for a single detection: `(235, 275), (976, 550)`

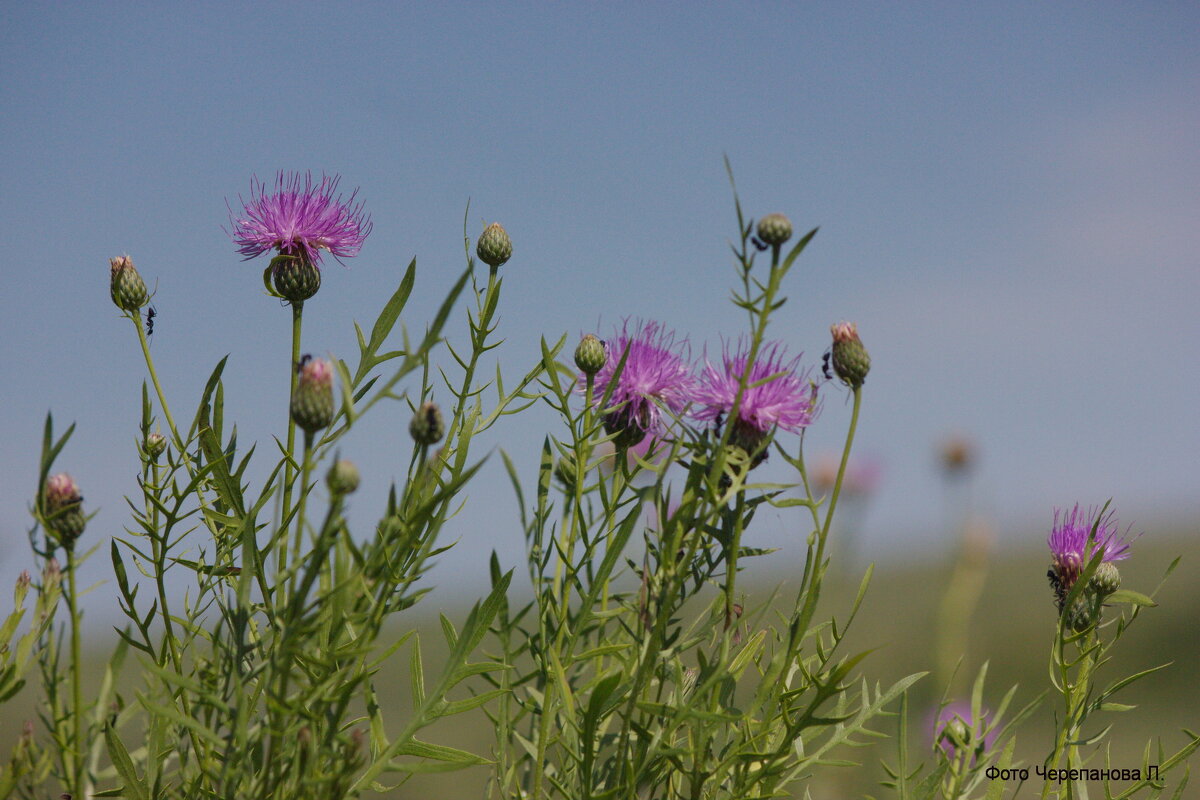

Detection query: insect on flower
(295, 353), (313, 373)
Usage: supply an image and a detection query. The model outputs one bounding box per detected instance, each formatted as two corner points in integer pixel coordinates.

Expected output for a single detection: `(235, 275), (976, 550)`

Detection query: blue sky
(2, 2), (1197, 598)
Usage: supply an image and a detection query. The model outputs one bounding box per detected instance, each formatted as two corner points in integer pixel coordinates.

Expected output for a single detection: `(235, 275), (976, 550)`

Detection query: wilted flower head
(1047, 504), (1134, 611)
(695, 342), (815, 436)
(587, 320), (695, 448)
(228, 172), (372, 267)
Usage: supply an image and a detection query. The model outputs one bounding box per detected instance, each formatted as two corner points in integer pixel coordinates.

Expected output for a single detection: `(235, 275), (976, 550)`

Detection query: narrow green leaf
(105, 725), (150, 800)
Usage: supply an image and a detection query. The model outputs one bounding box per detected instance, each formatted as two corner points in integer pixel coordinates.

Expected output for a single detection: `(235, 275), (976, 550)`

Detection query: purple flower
(693, 341), (816, 451)
(1047, 505), (1134, 609)
(227, 171), (372, 266)
(1048, 505), (1132, 569)
(586, 320), (695, 448)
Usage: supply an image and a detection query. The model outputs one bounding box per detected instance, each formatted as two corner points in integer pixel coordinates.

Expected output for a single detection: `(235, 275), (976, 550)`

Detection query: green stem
(65, 545), (85, 798)
(279, 301), (304, 583)
(724, 493), (748, 628)
(797, 385), (862, 633)
(132, 314), (185, 453)
(290, 430), (316, 598)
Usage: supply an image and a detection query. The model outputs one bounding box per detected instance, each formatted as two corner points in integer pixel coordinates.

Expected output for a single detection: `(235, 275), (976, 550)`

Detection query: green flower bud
(145, 432), (167, 460)
(574, 334), (607, 375)
(409, 401), (445, 446)
(326, 459), (361, 496)
(1089, 562), (1121, 596)
(43, 473), (85, 547)
(109, 255), (149, 312)
(291, 358), (335, 433)
(271, 253), (321, 304)
(756, 213), (793, 247)
(554, 452), (578, 487)
(476, 222), (512, 268)
(943, 718), (970, 749)
(830, 321), (871, 389)
(14, 570), (31, 606)
(1066, 598), (1095, 633)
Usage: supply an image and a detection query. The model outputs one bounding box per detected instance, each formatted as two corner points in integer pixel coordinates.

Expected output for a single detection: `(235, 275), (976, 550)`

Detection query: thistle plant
(881, 503), (1197, 799)
(1037, 504), (1198, 798)
(6, 183), (544, 799)
(5, 168), (1195, 800)
(483, 172), (920, 800)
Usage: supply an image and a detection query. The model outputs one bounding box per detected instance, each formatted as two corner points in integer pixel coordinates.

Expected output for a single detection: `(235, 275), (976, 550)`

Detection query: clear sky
(2, 2), (1197, 599)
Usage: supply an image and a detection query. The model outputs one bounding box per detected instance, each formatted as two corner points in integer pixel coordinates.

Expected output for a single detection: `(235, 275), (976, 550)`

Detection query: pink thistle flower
(227, 171), (372, 267)
(693, 341), (816, 451)
(585, 320), (695, 448)
(1048, 505), (1132, 570)
(1047, 504), (1135, 610)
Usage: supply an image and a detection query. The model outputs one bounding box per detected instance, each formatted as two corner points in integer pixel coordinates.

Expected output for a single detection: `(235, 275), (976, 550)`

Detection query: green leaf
(368, 259), (416, 354)
(105, 725), (150, 800)
(1107, 589), (1156, 607)
(392, 737), (490, 766)
(410, 635), (425, 707)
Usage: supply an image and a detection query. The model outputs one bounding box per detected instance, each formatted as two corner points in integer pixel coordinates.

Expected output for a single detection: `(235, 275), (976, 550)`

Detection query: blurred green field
(4, 521), (1197, 798)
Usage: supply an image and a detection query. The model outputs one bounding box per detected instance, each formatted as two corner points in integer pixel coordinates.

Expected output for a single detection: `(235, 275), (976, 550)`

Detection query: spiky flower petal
(694, 342), (816, 435)
(228, 172), (372, 267)
(586, 320), (695, 448)
(1046, 505), (1133, 611)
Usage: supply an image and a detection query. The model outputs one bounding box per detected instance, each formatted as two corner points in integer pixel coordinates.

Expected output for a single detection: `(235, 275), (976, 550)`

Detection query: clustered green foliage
(1, 179), (1194, 800)
(483, 184), (919, 800)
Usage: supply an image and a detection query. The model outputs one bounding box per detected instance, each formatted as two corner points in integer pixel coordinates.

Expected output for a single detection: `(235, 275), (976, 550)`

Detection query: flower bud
(145, 432), (167, 460)
(326, 459), (361, 496)
(271, 252), (321, 304)
(409, 402), (445, 446)
(1066, 598), (1095, 633)
(475, 222), (512, 268)
(574, 334), (607, 376)
(830, 322), (871, 389)
(1088, 562), (1121, 596)
(291, 358), (335, 433)
(43, 473), (85, 547)
(43, 558), (62, 588)
(939, 433), (974, 476)
(942, 718), (970, 749)
(554, 452), (578, 487)
(756, 213), (793, 247)
(109, 255), (149, 312)
(15, 570), (31, 605)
